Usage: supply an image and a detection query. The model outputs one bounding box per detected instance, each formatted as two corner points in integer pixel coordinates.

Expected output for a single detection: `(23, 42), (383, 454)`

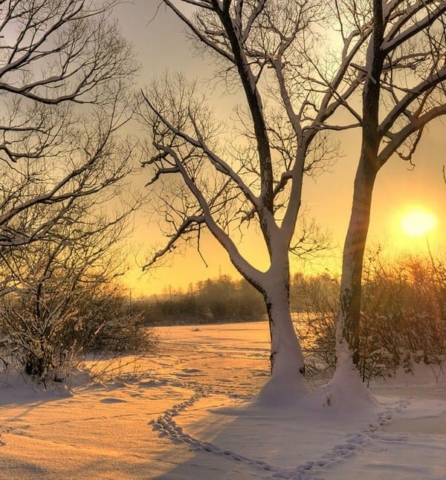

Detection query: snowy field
(1, 321), (446, 480)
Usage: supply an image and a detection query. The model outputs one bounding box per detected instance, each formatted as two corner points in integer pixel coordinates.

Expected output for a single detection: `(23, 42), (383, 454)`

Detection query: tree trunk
(265, 281), (305, 377)
(336, 0), (384, 373)
(255, 257), (308, 405)
(336, 152), (378, 370)
(328, 152), (380, 409)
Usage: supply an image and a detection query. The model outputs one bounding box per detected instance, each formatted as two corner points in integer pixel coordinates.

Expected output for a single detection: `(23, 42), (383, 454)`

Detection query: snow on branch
(378, 103), (446, 165)
(379, 65), (446, 138)
(382, 2), (446, 54)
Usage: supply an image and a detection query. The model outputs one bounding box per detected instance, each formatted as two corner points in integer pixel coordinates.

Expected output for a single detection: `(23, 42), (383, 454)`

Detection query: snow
(1, 321), (445, 479)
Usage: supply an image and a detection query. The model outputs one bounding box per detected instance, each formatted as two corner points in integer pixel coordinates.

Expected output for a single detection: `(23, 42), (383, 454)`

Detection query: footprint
(100, 398), (127, 404)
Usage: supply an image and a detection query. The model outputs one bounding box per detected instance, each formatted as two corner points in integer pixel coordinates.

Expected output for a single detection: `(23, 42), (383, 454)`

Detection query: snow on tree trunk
(337, 153), (377, 365)
(329, 152), (378, 409)
(256, 263), (308, 407)
(267, 286), (305, 375)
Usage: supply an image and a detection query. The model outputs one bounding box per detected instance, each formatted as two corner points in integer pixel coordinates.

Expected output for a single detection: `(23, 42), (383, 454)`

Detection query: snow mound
(319, 361), (378, 412)
(254, 362), (378, 416)
(254, 371), (309, 409)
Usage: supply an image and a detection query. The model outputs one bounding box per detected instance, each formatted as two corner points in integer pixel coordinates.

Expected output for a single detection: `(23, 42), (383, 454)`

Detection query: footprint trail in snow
(149, 382), (412, 480)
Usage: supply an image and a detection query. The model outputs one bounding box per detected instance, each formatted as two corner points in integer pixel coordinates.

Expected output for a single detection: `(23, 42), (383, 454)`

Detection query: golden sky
(115, 2), (446, 297)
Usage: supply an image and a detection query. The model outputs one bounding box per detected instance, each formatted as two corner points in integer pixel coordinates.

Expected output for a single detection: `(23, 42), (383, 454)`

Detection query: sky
(113, 2), (446, 297)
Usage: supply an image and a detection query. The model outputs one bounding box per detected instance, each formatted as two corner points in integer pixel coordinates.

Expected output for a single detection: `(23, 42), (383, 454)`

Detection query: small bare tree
(0, 197), (139, 381)
(334, 1), (446, 378)
(0, 0), (144, 381)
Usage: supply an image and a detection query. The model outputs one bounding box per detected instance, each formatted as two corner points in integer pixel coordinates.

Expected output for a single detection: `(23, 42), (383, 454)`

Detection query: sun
(401, 209), (437, 237)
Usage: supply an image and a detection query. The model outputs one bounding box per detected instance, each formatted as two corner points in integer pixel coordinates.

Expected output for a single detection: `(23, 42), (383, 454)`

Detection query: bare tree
(139, 0), (374, 397)
(334, 1), (446, 379)
(0, 0), (138, 247)
(0, 196), (136, 380)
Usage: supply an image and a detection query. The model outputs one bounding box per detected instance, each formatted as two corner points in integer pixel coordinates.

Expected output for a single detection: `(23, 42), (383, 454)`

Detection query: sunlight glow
(401, 209), (437, 238)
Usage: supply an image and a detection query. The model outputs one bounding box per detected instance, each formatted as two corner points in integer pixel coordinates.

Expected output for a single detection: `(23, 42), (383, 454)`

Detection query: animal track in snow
(149, 388), (295, 477)
(149, 383), (412, 480)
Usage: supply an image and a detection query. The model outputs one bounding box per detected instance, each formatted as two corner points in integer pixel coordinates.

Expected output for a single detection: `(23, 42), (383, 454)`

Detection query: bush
(358, 253), (446, 380)
(77, 292), (158, 354)
(0, 288), (157, 383)
(295, 252), (446, 382)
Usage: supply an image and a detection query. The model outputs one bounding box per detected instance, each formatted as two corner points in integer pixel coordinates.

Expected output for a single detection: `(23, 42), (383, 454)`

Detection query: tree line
(146, 272), (337, 324)
(145, 250), (446, 382)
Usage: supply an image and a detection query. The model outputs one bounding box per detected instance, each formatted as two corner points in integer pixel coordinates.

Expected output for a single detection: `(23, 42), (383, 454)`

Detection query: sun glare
(401, 209), (437, 238)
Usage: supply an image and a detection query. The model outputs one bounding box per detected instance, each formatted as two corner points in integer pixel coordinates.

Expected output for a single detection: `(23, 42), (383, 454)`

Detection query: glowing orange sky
(115, 3), (446, 297)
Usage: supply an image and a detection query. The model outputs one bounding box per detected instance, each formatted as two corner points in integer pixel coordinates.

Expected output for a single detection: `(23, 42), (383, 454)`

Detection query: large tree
(139, 0), (371, 398)
(0, 0), (142, 377)
(334, 0), (446, 380)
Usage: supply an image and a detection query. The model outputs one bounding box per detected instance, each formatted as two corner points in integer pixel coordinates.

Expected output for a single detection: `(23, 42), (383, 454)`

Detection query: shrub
(0, 287), (157, 383)
(296, 251), (446, 382)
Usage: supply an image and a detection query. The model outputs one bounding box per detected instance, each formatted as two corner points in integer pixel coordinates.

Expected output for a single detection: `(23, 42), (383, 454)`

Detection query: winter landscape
(1, 1), (446, 480)
(1, 321), (445, 480)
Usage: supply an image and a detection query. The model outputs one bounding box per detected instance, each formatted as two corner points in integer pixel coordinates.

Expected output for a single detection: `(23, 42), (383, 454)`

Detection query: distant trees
(147, 273), (340, 325)
(150, 275), (265, 324)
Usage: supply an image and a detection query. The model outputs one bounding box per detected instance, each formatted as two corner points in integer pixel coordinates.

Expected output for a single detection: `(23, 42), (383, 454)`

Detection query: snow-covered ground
(1, 321), (445, 479)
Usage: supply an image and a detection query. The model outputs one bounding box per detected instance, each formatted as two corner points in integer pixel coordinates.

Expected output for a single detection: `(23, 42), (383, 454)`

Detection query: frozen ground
(0, 321), (445, 479)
